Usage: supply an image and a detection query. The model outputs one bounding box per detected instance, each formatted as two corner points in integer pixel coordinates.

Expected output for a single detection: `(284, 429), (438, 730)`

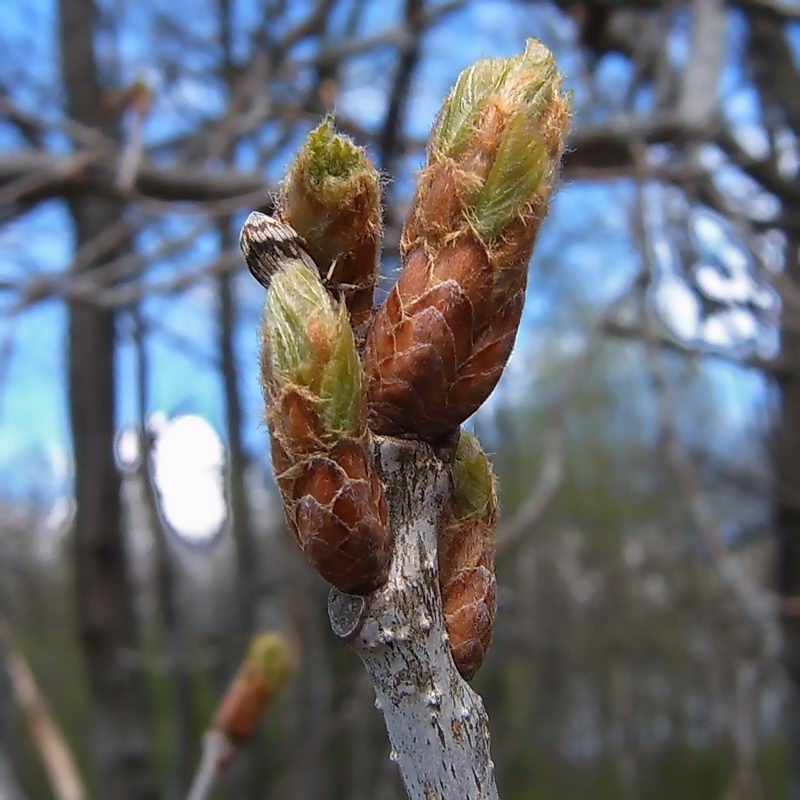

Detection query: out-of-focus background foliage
(1, 0), (799, 798)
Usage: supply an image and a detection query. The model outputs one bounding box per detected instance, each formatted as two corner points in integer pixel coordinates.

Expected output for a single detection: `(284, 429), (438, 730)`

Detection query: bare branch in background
(0, 619), (85, 800)
(629, 160), (783, 658)
(644, 319), (782, 657)
(679, 0), (726, 131)
(497, 272), (646, 559)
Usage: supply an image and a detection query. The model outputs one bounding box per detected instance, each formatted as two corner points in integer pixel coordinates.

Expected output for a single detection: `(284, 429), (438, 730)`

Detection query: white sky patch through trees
(152, 414), (227, 544)
(644, 182), (780, 357)
(116, 414), (227, 544)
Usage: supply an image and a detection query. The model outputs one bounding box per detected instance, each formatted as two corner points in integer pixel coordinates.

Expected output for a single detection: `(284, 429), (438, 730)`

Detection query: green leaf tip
(453, 430), (496, 521)
(246, 632), (293, 694)
(264, 259), (362, 435)
(431, 37), (570, 241)
(319, 302), (363, 435)
(434, 56), (512, 158)
(470, 117), (549, 240)
(294, 117), (371, 204)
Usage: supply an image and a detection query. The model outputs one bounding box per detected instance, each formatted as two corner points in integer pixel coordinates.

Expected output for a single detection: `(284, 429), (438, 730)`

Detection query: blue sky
(0, 0), (785, 506)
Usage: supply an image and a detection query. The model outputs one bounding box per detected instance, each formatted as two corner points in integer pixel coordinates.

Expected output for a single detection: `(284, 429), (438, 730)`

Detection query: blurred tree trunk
(215, 0), (258, 638)
(609, 660), (640, 800)
(288, 573), (333, 800)
(744, 15), (800, 798)
(132, 313), (196, 799)
(776, 239), (800, 800)
(0, 751), (26, 800)
(58, 1), (155, 797)
(216, 262), (258, 632)
(213, 2), (261, 797)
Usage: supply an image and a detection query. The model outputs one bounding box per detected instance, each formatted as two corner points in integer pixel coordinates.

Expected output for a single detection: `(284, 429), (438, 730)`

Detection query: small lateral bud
(439, 431), (498, 681)
(260, 260), (391, 595)
(365, 39), (570, 440)
(213, 633), (293, 741)
(281, 117), (382, 332)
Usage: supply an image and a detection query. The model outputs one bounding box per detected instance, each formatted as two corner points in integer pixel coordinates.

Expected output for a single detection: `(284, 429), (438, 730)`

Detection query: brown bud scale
(263, 381), (391, 597)
(366, 233), (525, 440)
(365, 42), (570, 441)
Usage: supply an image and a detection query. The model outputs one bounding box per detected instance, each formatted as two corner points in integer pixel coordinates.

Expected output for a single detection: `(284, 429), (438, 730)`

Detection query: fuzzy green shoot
(264, 260), (362, 435)
(429, 38), (569, 243)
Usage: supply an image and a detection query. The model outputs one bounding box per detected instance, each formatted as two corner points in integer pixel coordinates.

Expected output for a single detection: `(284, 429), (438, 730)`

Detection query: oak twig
(329, 437), (500, 800)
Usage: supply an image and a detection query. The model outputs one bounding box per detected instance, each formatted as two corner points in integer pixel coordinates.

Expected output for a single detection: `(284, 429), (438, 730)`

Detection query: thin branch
(644, 319), (783, 657)
(495, 428), (564, 560)
(552, 0), (800, 21)
(379, 0), (424, 175)
(628, 154), (783, 658)
(679, 0), (726, 131)
(496, 272), (646, 558)
(0, 619), (86, 800)
(603, 320), (794, 377)
(186, 731), (233, 800)
(0, 110), (712, 211)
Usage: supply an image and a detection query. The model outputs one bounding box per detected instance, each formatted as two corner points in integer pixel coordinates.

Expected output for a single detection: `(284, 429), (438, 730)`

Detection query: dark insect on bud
(240, 212), (317, 289)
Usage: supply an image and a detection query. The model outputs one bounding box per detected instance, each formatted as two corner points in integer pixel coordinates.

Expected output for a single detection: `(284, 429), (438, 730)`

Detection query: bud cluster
(241, 39), (569, 679)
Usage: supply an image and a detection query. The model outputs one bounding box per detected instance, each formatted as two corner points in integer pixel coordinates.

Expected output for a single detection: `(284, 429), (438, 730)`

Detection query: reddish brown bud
(281, 118), (382, 334)
(260, 260), (391, 595)
(439, 431), (497, 681)
(365, 39), (570, 440)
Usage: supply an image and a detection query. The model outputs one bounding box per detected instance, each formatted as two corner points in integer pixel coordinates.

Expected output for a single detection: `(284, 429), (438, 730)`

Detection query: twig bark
(185, 731), (233, 800)
(328, 437), (500, 800)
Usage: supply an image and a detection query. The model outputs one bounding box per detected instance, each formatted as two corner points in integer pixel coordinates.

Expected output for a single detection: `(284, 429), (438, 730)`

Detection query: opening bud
(366, 39), (571, 440)
(262, 259), (361, 437)
(281, 118), (382, 331)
